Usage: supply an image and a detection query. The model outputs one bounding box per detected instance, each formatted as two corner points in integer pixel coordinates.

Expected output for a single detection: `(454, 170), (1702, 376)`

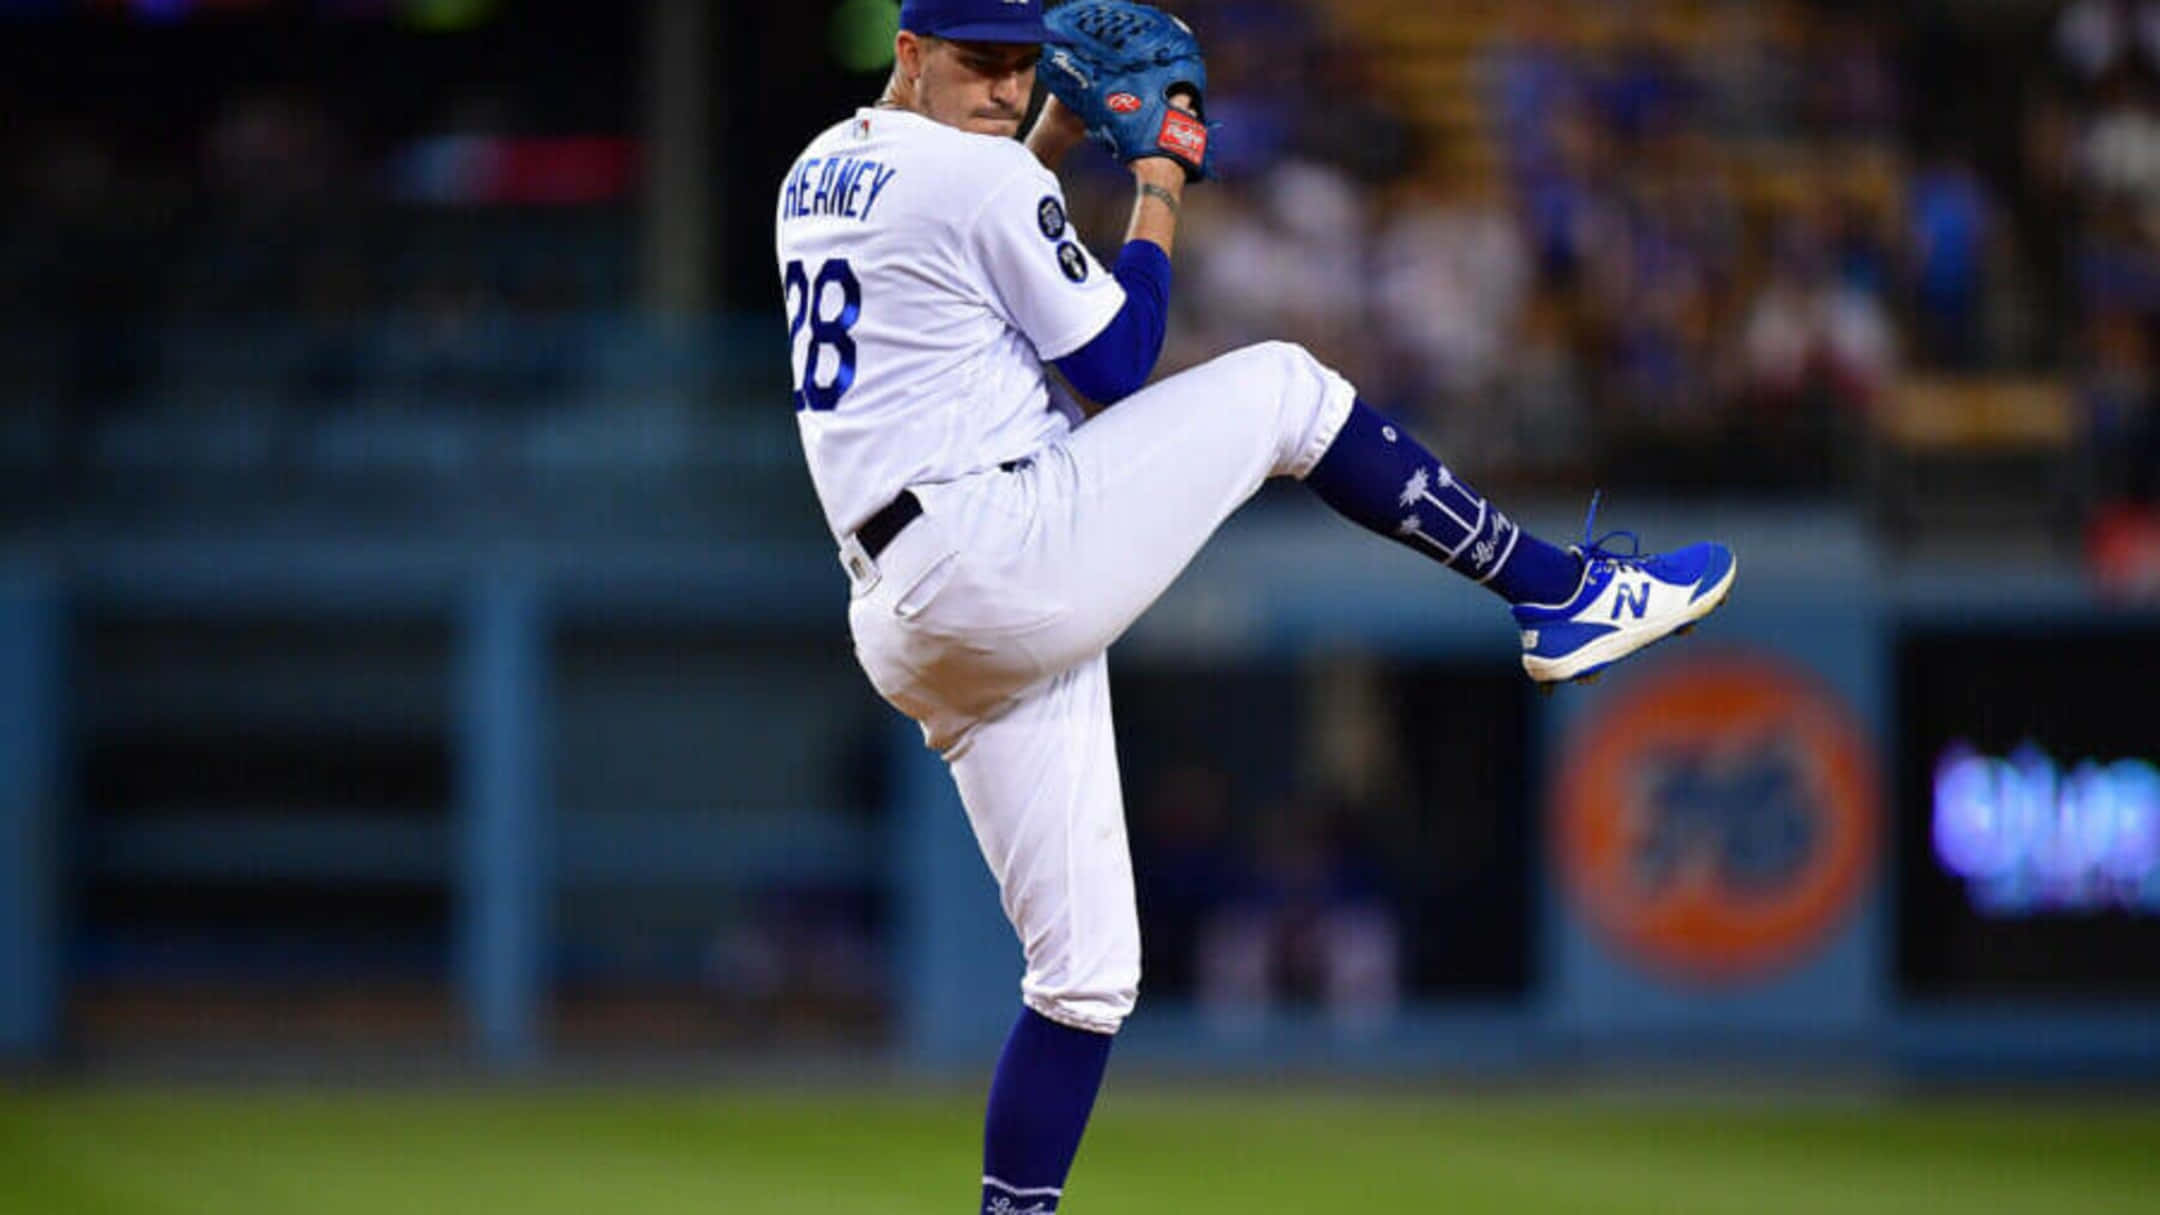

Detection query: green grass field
(4, 1085), (2157, 1214)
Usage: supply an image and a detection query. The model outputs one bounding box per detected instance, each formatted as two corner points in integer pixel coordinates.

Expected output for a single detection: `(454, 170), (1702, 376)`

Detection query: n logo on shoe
(1612, 580), (1652, 620)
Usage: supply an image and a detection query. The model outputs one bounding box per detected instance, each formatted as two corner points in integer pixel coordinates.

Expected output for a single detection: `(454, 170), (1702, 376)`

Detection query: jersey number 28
(783, 258), (861, 412)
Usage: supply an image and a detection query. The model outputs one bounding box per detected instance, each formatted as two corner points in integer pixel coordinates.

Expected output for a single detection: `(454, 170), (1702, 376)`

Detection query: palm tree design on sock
(1395, 465), (1482, 565)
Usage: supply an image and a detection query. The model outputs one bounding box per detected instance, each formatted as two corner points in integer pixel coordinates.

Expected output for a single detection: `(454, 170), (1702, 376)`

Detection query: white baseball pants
(844, 341), (1355, 1033)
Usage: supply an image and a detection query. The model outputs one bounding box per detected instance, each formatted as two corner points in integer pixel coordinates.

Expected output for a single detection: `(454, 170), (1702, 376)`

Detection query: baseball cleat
(1511, 493), (1736, 685)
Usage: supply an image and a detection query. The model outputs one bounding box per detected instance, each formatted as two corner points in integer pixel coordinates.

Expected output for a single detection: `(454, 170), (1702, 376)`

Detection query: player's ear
(895, 29), (921, 82)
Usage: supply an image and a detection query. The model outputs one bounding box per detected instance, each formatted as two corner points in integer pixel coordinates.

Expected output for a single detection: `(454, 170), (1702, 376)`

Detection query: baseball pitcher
(774, 2), (1736, 1208)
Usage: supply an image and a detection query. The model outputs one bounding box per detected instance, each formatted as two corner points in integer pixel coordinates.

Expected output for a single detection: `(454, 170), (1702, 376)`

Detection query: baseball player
(775, 2), (1735, 1209)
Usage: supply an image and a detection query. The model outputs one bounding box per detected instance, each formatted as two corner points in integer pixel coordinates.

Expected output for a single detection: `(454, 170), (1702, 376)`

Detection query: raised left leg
(1302, 399), (1737, 683)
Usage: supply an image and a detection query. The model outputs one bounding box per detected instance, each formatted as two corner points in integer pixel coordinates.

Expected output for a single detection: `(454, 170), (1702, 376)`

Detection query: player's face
(913, 36), (1040, 137)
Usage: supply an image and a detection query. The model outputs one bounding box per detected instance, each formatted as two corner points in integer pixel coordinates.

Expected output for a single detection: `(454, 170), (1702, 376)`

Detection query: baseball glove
(1041, 1), (1217, 182)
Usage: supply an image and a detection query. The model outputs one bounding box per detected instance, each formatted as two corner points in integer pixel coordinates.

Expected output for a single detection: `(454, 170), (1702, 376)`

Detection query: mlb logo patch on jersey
(1056, 241), (1088, 283)
(1037, 195), (1067, 240)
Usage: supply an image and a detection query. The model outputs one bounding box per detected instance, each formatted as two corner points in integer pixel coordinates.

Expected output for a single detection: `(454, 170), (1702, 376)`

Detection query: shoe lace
(1579, 490), (1647, 566)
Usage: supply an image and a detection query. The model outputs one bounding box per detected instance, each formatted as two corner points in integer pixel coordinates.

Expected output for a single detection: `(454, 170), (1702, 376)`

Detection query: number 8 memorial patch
(1038, 196), (1067, 240)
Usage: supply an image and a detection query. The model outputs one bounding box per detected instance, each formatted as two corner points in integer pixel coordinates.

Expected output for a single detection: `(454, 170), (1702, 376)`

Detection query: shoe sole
(1524, 556), (1738, 686)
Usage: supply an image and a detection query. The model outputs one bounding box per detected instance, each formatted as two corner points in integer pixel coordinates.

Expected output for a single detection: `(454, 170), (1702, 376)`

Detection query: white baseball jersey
(775, 106), (1126, 538)
(782, 102), (1357, 1039)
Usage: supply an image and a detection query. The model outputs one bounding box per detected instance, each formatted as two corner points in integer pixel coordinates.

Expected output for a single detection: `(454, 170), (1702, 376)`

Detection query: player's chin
(964, 114), (1023, 137)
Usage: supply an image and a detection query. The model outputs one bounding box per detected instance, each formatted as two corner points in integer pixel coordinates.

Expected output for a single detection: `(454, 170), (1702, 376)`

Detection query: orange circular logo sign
(1107, 92), (1143, 114)
(1553, 653), (1879, 984)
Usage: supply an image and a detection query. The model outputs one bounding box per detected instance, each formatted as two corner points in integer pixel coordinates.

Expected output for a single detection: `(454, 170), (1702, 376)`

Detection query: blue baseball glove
(1041, 1), (1217, 182)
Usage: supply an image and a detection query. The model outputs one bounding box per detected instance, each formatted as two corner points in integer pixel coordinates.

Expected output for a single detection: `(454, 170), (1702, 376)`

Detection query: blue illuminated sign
(1933, 742), (2160, 915)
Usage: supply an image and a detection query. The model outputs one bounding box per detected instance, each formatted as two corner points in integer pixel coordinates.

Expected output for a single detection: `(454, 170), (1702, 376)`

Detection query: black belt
(857, 490), (922, 561)
(857, 458), (1032, 561)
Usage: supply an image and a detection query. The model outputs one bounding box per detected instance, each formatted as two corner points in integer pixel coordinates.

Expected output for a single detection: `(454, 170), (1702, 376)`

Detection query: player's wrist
(1129, 156), (1187, 194)
(1137, 181), (1180, 220)
(1124, 157), (1183, 257)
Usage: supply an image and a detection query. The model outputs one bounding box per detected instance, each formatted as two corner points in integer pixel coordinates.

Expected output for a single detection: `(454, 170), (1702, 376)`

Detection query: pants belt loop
(838, 532), (881, 595)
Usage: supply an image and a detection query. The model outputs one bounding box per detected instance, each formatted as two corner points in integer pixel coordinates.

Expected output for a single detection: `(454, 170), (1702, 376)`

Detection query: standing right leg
(943, 653), (1135, 1215)
(847, 544), (1134, 1213)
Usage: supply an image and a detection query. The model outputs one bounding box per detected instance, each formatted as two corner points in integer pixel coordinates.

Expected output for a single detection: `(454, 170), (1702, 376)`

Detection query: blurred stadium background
(2, 0), (2158, 1211)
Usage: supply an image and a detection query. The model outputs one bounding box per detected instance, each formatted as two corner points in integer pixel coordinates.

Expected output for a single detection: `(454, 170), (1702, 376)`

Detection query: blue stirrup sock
(980, 1007), (1113, 1214)
(1305, 399), (1583, 605)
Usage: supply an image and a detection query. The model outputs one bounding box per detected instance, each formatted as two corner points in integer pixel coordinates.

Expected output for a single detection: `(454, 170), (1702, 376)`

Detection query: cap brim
(919, 19), (1060, 43)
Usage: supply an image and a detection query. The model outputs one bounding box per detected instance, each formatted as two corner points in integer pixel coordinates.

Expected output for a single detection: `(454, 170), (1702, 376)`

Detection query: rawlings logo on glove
(1041, 0), (1218, 182)
(1157, 108), (1207, 161)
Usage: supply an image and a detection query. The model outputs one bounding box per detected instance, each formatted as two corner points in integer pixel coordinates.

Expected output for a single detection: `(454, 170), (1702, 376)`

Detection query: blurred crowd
(1062, 0), (1958, 493)
(2, 84), (632, 411)
(0, 4), (645, 472)
(2035, 0), (2160, 503)
(2, 1), (2154, 509)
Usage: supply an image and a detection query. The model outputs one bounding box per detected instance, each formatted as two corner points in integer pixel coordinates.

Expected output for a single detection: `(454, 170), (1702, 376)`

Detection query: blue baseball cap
(898, 0), (1059, 44)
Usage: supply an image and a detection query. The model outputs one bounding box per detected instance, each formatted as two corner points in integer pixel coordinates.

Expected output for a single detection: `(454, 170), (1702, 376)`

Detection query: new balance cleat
(1511, 494), (1736, 684)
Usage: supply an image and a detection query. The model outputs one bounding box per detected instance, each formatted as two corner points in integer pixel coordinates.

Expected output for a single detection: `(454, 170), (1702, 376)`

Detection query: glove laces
(1579, 490), (1646, 566)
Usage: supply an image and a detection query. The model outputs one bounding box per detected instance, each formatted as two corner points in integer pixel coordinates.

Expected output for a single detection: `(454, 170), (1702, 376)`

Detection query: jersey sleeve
(1054, 240), (1173, 404)
(965, 164), (1127, 362)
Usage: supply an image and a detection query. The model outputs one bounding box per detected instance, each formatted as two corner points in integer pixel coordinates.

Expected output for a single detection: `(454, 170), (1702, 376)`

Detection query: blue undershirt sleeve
(1052, 240), (1172, 405)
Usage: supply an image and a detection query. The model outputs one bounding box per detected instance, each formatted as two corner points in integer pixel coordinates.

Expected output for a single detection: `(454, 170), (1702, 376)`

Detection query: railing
(5, 501), (2157, 1077)
(0, 311), (826, 537)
